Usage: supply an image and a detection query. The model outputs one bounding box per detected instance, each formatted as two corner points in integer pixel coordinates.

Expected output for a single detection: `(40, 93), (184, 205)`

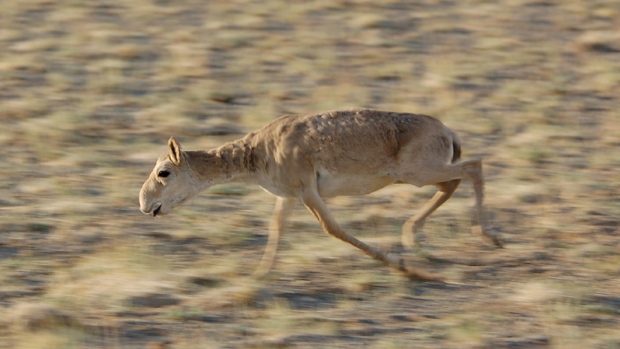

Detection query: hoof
(397, 259), (445, 282)
(482, 231), (504, 248)
(489, 234), (504, 248)
(471, 225), (504, 248)
(404, 267), (446, 283)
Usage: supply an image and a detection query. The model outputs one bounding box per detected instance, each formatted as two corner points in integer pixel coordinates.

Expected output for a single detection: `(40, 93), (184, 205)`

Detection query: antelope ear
(168, 137), (183, 165)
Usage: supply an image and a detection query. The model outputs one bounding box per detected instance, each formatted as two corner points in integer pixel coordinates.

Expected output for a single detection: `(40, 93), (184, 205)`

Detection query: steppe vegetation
(0, 0), (618, 348)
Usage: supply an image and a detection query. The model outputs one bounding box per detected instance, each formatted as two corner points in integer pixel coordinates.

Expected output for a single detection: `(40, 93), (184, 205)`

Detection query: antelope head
(139, 137), (203, 217)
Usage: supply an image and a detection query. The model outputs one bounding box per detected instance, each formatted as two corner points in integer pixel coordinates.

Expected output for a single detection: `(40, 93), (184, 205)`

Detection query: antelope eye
(157, 170), (170, 178)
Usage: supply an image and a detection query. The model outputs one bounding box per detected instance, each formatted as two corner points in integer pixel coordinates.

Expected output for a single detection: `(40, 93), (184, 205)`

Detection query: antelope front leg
(253, 196), (296, 278)
(300, 186), (443, 282)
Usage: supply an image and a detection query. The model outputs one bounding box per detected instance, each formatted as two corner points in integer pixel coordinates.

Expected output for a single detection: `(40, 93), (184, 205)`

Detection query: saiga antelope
(139, 109), (502, 280)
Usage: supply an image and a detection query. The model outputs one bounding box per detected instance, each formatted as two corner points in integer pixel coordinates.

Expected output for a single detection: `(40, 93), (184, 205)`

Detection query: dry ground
(1, 0), (619, 348)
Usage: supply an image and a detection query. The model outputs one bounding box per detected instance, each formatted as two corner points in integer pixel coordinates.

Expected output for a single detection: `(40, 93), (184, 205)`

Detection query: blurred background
(0, 0), (618, 348)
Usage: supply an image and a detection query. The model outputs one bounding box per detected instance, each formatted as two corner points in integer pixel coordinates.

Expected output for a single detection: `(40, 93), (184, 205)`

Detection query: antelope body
(139, 109), (501, 280)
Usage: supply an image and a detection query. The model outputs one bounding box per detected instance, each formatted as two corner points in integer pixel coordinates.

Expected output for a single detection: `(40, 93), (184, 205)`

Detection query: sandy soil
(0, 1), (619, 348)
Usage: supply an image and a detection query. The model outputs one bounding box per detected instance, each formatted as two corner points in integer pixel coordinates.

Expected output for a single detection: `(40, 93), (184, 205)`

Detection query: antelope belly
(316, 168), (395, 197)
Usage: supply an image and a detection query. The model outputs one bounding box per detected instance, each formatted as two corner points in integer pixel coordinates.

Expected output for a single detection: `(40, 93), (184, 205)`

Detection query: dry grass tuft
(9, 303), (81, 332)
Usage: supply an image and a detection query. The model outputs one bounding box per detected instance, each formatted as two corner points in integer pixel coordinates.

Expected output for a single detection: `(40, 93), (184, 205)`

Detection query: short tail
(451, 131), (462, 164)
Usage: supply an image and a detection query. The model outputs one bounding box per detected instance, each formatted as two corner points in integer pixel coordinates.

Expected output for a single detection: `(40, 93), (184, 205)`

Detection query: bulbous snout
(139, 178), (162, 216)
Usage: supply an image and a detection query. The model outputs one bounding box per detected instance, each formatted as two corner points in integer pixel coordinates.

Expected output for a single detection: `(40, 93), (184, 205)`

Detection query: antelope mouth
(153, 204), (162, 217)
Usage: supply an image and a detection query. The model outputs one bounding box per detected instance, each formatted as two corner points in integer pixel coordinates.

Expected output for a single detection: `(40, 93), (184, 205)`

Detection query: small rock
(146, 340), (172, 349)
(390, 314), (412, 322)
(187, 276), (222, 288)
(128, 293), (181, 308)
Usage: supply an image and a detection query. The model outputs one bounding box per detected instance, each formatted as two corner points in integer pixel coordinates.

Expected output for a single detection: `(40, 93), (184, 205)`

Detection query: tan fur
(139, 108), (502, 280)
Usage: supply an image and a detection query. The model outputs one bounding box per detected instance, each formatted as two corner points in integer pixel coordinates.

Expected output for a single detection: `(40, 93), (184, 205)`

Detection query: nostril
(153, 204), (162, 217)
